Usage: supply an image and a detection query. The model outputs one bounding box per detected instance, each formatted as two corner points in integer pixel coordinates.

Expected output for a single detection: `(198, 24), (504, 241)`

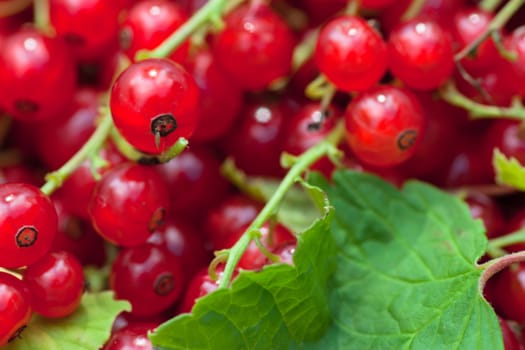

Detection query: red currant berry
(502, 208), (525, 253)
(110, 58), (199, 154)
(499, 317), (520, 350)
(49, 0), (126, 61)
(110, 244), (185, 316)
(147, 218), (210, 280)
(282, 103), (340, 177)
(120, 0), (190, 63)
(464, 193), (505, 239)
(224, 100), (286, 177)
(154, 146), (228, 215)
(34, 88), (99, 169)
(451, 7), (498, 73)
(89, 163), (170, 247)
(212, 2), (295, 91)
(314, 15), (387, 92)
(51, 197), (107, 267)
(344, 86), (425, 167)
(104, 324), (156, 350)
(0, 183), (58, 268)
(489, 263), (525, 324)
(204, 194), (262, 251)
(387, 19), (454, 90)
(186, 48), (243, 142)
(0, 272), (31, 347)
(0, 27), (76, 121)
(23, 251), (84, 318)
(225, 223), (296, 271)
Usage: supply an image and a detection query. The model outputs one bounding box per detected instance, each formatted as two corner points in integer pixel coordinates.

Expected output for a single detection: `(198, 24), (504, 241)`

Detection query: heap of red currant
(3, 0), (525, 349)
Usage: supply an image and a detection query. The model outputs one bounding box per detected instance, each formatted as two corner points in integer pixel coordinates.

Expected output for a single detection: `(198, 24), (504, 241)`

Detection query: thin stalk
(439, 81), (525, 120)
(136, 0), (234, 60)
(480, 0), (505, 12)
(0, 0), (32, 17)
(455, 0), (525, 61)
(488, 229), (525, 250)
(401, 0), (426, 21)
(40, 113), (113, 196)
(33, 0), (51, 33)
(218, 124), (344, 289)
(478, 250), (525, 294)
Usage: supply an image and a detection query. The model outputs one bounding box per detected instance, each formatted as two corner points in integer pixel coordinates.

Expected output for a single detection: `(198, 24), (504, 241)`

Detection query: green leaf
(5, 292), (130, 350)
(150, 205), (336, 350)
(306, 170), (502, 350)
(493, 148), (525, 190)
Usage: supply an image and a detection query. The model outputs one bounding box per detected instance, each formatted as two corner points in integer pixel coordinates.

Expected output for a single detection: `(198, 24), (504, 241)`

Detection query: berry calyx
(110, 58), (199, 154)
(344, 86), (425, 167)
(0, 183), (58, 268)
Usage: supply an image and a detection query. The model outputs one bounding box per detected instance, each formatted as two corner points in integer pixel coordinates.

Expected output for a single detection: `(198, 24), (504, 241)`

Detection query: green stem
(478, 250), (525, 294)
(401, 0), (426, 21)
(0, 0), (32, 17)
(218, 130), (343, 289)
(135, 0), (232, 60)
(345, 0), (360, 15)
(33, 0), (51, 33)
(40, 113), (113, 196)
(488, 229), (525, 250)
(479, 0), (504, 12)
(439, 81), (525, 120)
(110, 127), (188, 164)
(455, 0), (525, 61)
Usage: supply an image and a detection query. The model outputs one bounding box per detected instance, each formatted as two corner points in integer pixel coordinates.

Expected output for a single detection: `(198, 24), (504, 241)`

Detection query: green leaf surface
(150, 204), (336, 350)
(254, 179), (324, 233)
(306, 170), (502, 350)
(5, 292), (130, 350)
(493, 148), (525, 190)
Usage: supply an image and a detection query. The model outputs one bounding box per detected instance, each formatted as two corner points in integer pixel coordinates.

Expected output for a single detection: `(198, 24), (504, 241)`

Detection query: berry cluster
(1, 0), (525, 348)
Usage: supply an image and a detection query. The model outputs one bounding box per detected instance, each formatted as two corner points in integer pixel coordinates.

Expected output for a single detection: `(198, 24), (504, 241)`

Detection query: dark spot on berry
(137, 156), (161, 165)
(15, 226), (38, 248)
(397, 129), (417, 151)
(151, 113), (177, 137)
(14, 100), (38, 114)
(8, 325), (27, 343)
(154, 273), (175, 296)
(307, 110), (328, 131)
(148, 207), (166, 232)
(64, 33), (86, 46)
(119, 27), (133, 50)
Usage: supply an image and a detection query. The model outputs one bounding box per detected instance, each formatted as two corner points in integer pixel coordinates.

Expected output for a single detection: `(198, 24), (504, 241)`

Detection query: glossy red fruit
(54, 143), (125, 220)
(89, 163), (170, 247)
(147, 218), (210, 279)
(499, 317), (520, 350)
(186, 49), (243, 142)
(497, 26), (525, 98)
(120, 0), (190, 63)
(502, 208), (525, 253)
(344, 86), (425, 167)
(104, 324), (156, 350)
(0, 272), (32, 347)
(0, 183), (58, 268)
(110, 58), (200, 154)
(483, 120), (525, 167)
(178, 266), (227, 314)
(154, 146), (228, 215)
(282, 103), (340, 177)
(23, 251), (84, 318)
(212, 2), (295, 91)
(34, 88), (99, 169)
(49, 0), (126, 61)
(451, 7), (498, 73)
(204, 195), (262, 251)
(464, 193), (505, 239)
(225, 223), (296, 271)
(51, 197), (107, 267)
(314, 15), (387, 92)
(0, 27), (76, 121)
(360, 0), (396, 9)
(224, 100), (286, 177)
(388, 19), (454, 90)
(489, 263), (525, 324)
(110, 244), (185, 316)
